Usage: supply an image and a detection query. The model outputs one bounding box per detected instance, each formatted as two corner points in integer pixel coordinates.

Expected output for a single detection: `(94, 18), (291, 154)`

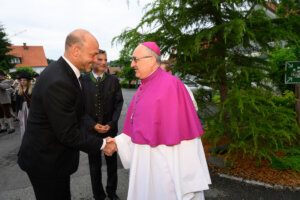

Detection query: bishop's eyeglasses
(131, 56), (152, 63)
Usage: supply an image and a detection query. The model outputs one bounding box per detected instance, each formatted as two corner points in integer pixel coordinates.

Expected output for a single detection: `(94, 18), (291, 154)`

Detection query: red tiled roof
(6, 43), (48, 67)
(265, 1), (298, 16)
(109, 66), (121, 73)
(265, 2), (277, 13)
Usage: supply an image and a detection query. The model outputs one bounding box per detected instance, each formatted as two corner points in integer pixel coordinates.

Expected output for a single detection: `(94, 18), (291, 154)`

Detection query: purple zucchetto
(141, 42), (161, 56)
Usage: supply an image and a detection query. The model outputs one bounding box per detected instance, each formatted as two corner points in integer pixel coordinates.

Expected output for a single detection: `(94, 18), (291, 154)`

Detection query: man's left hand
(104, 125), (111, 131)
(95, 124), (110, 134)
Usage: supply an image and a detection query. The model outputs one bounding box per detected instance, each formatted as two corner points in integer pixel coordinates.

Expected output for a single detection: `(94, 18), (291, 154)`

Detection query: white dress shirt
(92, 70), (104, 80)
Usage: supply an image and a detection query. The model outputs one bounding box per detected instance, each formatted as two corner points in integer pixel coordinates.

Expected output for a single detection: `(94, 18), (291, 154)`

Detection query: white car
(183, 80), (213, 92)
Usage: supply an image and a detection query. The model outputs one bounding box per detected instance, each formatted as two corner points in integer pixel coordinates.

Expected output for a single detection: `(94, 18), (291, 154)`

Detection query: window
(10, 57), (21, 64)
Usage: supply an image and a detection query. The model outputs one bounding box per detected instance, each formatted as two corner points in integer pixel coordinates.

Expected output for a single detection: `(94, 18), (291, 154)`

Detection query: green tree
(111, 50), (131, 67)
(113, 0), (300, 164)
(120, 65), (137, 87)
(113, 0), (299, 102)
(113, 51), (137, 87)
(0, 24), (16, 72)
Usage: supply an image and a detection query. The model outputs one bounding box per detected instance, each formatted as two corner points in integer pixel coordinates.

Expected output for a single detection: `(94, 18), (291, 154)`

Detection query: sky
(0, 0), (152, 62)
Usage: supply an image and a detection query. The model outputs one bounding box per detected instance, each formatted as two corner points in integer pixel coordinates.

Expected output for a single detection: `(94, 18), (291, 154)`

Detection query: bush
(9, 67), (37, 79)
(270, 147), (300, 172)
(204, 88), (300, 165)
(120, 79), (136, 88)
(120, 82), (130, 88)
(16, 66), (36, 76)
(272, 90), (295, 109)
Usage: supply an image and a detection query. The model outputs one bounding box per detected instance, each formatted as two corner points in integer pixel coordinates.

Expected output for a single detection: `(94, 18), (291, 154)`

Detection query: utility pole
(295, 84), (300, 126)
(285, 61), (300, 127)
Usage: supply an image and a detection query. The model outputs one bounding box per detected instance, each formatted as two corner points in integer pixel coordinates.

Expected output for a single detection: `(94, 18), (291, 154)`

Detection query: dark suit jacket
(18, 57), (103, 178)
(81, 72), (123, 138)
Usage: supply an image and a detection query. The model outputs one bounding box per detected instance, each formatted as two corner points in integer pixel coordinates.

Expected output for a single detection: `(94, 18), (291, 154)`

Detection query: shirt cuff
(100, 139), (106, 150)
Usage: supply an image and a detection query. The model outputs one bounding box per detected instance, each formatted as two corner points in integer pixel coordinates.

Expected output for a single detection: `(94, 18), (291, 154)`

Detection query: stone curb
(217, 173), (300, 191)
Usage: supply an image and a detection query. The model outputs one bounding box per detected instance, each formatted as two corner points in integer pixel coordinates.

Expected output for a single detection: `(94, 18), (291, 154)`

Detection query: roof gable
(6, 43), (48, 67)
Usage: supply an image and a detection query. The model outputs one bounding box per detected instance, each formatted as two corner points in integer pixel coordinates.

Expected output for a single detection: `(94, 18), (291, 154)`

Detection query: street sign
(285, 61), (300, 84)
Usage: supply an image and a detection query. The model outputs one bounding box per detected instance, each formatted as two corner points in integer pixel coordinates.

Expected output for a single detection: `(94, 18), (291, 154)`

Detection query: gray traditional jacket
(0, 78), (13, 104)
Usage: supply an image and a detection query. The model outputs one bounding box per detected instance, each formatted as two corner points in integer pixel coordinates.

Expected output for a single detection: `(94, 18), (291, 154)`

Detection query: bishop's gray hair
(143, 46), (161, 65)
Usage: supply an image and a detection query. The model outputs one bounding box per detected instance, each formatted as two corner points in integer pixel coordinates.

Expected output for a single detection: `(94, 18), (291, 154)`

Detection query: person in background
(32, 73), (40, 87)
(160, 60), (199, 111)
(0, 70), (15, 134)
(6, 80), (17, 122)
(10, 72), (21, 121)
(16, 71), (32, 139)
(81, 49), (123, 200)
(12, 72), (20, 92)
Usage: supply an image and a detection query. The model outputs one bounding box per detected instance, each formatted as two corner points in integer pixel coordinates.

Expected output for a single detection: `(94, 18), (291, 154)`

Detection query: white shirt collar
(62, 56), (81, 79)
(92, 70), (104, 79)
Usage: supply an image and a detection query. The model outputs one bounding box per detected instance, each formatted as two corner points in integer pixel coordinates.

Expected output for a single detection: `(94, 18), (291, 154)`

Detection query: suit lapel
(58, 57), (82, 92)
(57, 57), (84, 116)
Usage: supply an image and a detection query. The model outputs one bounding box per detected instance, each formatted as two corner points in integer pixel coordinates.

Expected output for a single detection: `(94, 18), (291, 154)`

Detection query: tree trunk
(295, 84), (300, 126)
(128, 80), (131, 88)
(218, 63), (230, 135)
(219, 82), (228, 103)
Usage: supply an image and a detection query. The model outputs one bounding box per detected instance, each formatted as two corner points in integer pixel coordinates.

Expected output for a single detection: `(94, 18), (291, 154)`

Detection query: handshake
(93, 124), (117, 156)
(103, 137), (117, 156)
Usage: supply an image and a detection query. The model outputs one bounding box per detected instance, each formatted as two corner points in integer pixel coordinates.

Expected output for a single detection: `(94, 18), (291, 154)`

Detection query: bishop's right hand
(103, 137), (117, 156)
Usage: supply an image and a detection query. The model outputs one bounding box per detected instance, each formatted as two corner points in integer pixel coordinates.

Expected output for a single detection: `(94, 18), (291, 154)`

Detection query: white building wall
(9, 66), (46, 74)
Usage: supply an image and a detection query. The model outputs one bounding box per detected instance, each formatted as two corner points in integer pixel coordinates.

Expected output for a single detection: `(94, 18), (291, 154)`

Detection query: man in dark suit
(81, 49), (123, 200)
(18, 29), (115, 200)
